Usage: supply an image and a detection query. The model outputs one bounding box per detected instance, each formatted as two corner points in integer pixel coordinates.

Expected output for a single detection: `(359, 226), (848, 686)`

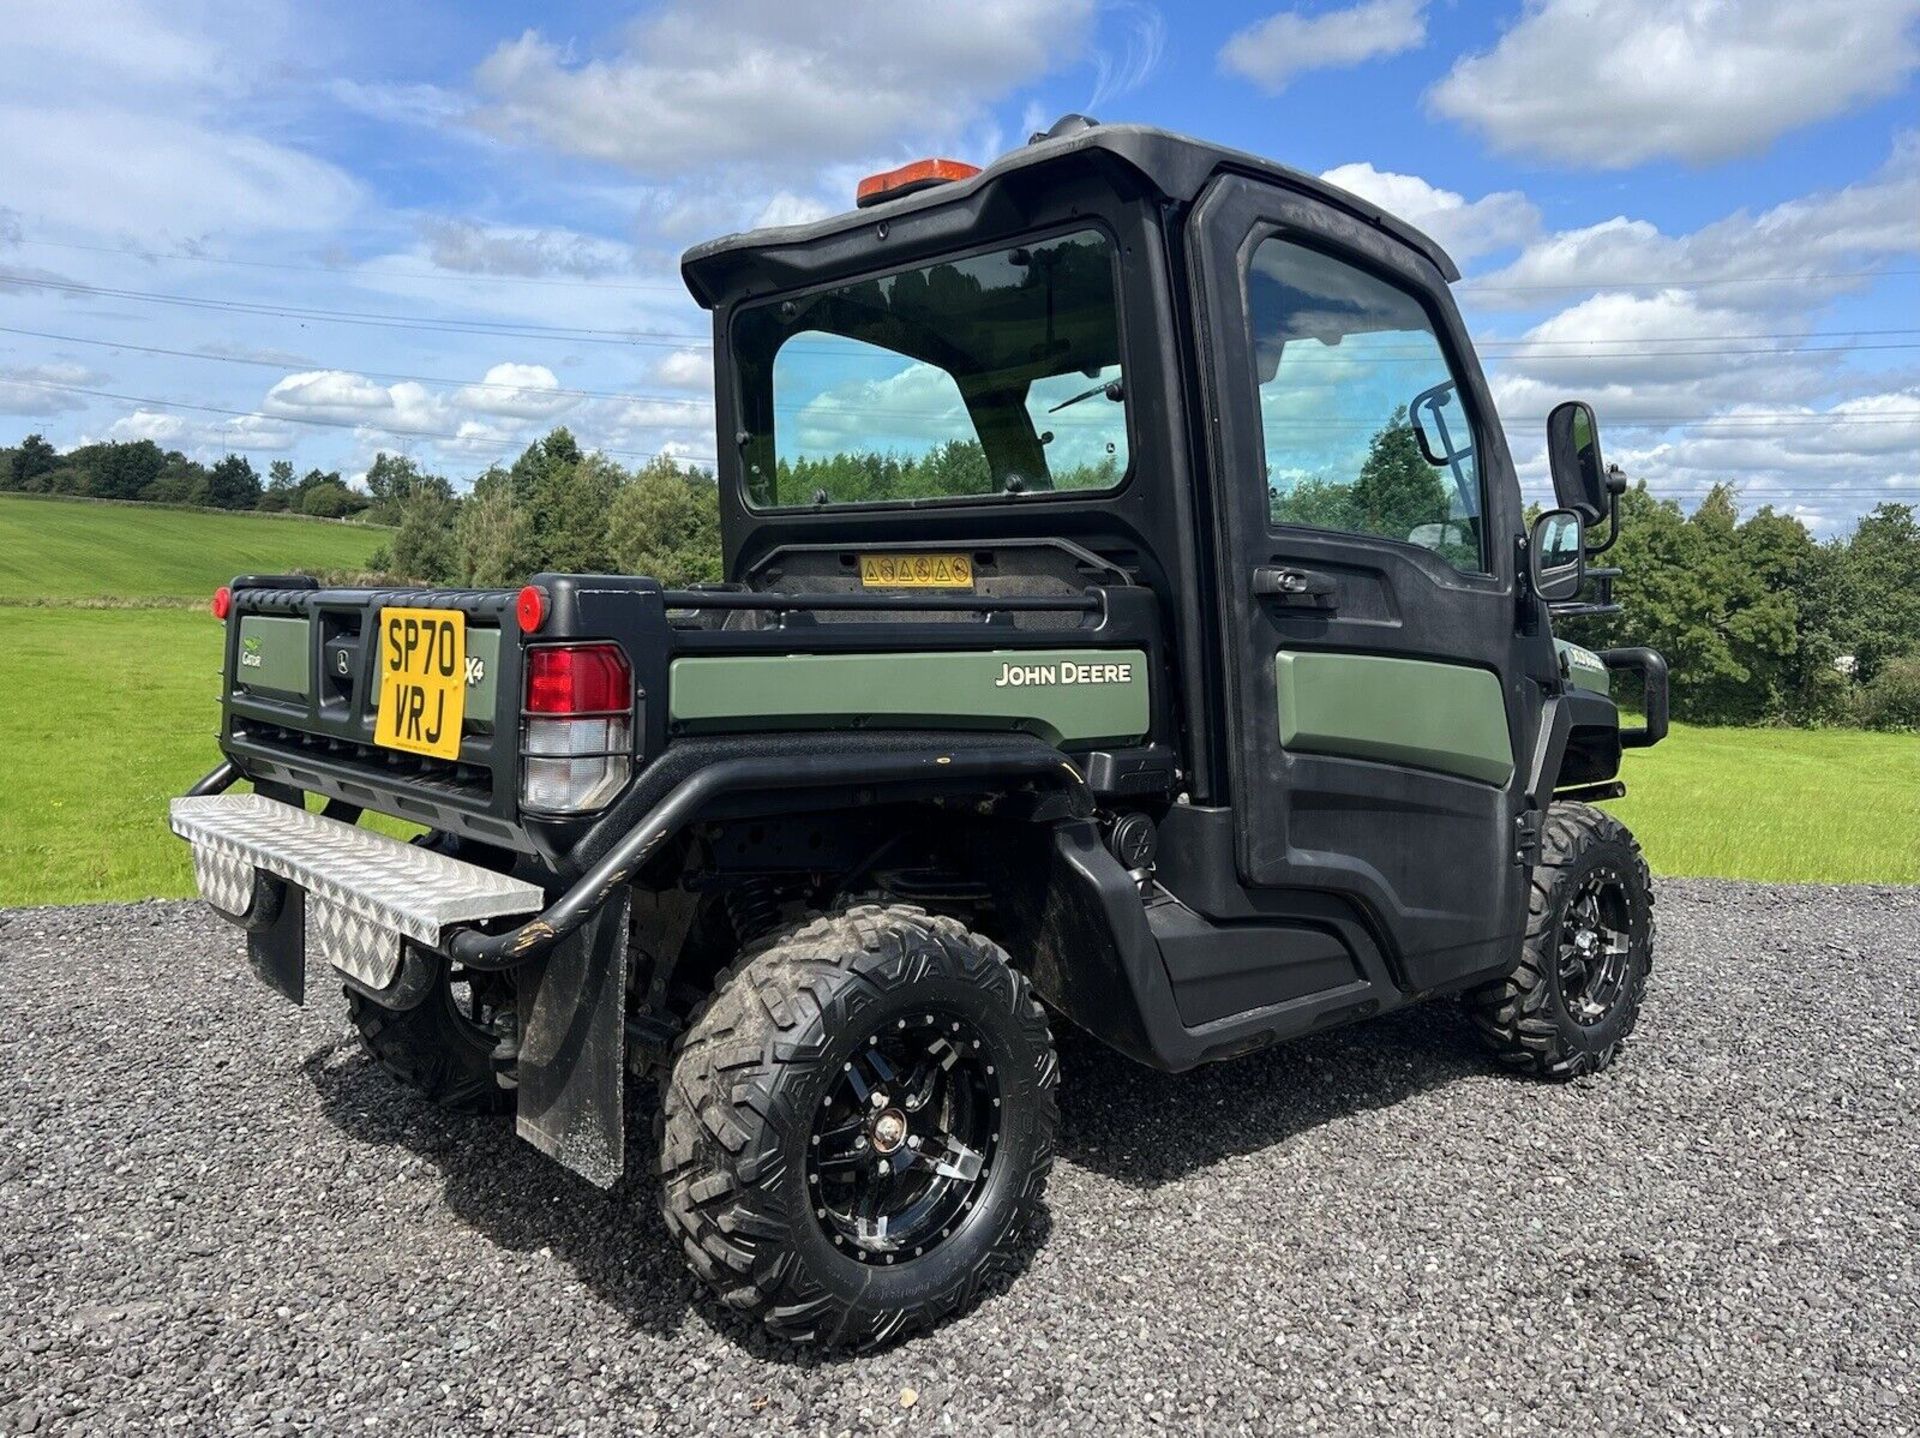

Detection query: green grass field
(0, 608), (420, 904)
(0, 493), (390, 602)
(0, 498), (1913, 904)
(1608, 723), (1918, 885)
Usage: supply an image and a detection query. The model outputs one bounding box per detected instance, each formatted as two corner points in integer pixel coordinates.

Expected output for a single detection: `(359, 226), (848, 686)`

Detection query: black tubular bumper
(1600, 647), (1669, 748)
(184, 739), (1095, 972)
(447, 742), (1094, 968)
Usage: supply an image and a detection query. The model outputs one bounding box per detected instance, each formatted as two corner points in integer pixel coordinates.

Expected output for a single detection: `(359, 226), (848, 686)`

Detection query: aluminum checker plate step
(169, 793), (543, 949)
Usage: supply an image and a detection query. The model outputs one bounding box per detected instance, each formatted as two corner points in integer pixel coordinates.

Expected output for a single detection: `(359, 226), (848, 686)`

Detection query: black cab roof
(680, 120), (1460, 308)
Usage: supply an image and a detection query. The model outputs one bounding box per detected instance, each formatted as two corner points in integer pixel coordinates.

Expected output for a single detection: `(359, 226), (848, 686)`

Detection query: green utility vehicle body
(171, 120), (1666, 1341)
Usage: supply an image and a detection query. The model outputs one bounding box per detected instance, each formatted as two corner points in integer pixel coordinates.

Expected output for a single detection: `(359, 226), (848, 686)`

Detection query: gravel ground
(1, 880), (1915, 1436)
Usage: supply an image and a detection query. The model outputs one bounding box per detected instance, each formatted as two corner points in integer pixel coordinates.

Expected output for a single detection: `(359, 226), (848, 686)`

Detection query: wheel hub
(804, 1010), (1001, 1265)
(1557, 866), (1634, 1027)
(871, 1108), (908, 1154)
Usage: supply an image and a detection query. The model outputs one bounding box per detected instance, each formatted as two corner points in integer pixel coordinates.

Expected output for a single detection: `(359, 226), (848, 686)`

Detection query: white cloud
(1462, 133), (1920, 312)
(1220, 0), (1427, 93)
(1485, 290), (1834, 424)
(328, 78), (467, 130)
(260, 364), (595, 456)
(1319, 163), (1538, 261)
(1088, 2), (1167, 108)
(651, 349), (714, 390)
(3, 1), (356, 239)
(1601, 391), (1920, 531)
(1430, 0), (1920, 168)
(470, 0), (1095, 175)
(1, 107), (360, 238)
(416, 218), (637, 279)
(753, 192), (836, 230)
(793, 360), (970, 455)
(455, 363), (577, 420)
(102, 408), (296, 454)
(0, 361), (100, 416)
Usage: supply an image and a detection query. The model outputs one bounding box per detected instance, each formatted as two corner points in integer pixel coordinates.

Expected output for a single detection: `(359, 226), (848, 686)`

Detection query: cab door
(1189, 175), (1550, 991)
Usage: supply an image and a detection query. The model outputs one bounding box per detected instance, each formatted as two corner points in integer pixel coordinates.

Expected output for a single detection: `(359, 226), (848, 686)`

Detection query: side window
(1247, 237), (1486, 573)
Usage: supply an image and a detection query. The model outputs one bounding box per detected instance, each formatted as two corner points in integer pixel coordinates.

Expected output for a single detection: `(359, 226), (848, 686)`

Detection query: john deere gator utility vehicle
(172, 117), (1668, 1347)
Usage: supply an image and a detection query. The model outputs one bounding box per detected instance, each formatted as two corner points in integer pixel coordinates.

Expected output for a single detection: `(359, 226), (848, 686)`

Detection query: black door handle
(1252, 566), (1338, 609)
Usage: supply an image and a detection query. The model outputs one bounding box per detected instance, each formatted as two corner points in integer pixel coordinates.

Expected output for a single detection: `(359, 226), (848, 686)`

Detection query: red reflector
(211, 585), (231, 621)
(516, 584), (548, 633)
(856, 158), (982, 209)
(525, 644), (631, 715)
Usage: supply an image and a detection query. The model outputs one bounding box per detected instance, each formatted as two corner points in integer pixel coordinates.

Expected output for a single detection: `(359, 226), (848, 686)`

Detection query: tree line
(1, 432), (379, 518)
(4, 425), (1916, 730)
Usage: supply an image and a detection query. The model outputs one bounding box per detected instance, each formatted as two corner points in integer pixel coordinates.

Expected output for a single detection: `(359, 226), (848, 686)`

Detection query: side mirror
(1530, 508), (1585, 602)
(1546, 400), (1620, 524)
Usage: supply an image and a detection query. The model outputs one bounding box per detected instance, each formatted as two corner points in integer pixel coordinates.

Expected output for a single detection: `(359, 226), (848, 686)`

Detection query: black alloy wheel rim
(1558, 866), (1634, 1026)
(805, 1010), (1003, 1265)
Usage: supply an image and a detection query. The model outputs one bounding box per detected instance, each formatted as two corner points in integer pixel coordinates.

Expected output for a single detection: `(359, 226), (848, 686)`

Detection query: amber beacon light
(855, 158), (982, 209)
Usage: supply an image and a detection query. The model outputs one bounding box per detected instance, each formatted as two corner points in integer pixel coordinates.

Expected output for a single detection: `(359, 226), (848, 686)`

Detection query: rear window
(732, 229), (1129, 508)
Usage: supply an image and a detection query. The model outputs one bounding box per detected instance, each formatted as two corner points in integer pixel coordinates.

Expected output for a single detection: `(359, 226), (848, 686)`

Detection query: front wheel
(657, 904), (1058, 1347)
(1465, 802), (1654, 1079)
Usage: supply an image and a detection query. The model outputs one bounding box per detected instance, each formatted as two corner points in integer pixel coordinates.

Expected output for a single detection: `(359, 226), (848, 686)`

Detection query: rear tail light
(521, 644), (633, 813)
(212, 585), (232, 621)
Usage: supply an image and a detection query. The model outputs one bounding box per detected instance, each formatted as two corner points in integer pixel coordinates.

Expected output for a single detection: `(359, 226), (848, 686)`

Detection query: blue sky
(1, 0), (1915, 532)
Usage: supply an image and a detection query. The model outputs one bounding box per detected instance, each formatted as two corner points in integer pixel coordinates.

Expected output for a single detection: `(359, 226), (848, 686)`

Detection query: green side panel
(669, 649), (1151, 746)
(466, 627), (500, 717)
(236, 615), (310, 698)
(1554, 639), (1610, 696)
(1275, 651), (1514, 786)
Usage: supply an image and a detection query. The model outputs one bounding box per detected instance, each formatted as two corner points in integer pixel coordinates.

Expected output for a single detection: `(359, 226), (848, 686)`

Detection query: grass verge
(0, 493), (390, 602)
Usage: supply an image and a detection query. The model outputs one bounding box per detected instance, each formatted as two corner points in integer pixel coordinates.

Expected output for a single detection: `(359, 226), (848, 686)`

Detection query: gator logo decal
(240, 635), (263, 669)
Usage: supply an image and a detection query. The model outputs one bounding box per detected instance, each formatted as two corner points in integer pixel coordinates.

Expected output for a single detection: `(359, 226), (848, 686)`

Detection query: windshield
(733, 228), (1129, 508)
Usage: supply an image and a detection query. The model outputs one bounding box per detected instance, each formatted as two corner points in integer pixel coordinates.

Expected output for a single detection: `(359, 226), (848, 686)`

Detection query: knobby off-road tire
(1466, 801), (1655, 1079)
(345, 965), (510, 1116)
(658, 904), (1059, 1348)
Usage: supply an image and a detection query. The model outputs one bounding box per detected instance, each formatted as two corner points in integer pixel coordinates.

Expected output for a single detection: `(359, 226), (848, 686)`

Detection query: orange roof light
(855, 158), (982, 210)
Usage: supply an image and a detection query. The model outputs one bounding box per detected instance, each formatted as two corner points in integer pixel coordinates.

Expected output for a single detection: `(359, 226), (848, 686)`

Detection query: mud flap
(514, 890), (630, 1188)
(244, 876), (306, 1006)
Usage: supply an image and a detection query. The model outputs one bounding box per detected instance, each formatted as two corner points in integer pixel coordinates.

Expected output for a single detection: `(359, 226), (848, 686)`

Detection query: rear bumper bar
(177, 738), (1093, 980)
(169, 792), (542, 991)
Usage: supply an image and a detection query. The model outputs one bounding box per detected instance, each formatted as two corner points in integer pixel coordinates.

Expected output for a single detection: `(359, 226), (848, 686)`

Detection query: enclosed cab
(171, 120), (1666, 1348)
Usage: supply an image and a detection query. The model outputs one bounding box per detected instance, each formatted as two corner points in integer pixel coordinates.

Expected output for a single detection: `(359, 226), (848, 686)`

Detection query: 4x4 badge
(465, 656), (486, 686)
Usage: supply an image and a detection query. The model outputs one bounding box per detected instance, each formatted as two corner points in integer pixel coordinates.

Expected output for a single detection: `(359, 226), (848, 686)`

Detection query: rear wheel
(345, 962), (511, 1115)
(658, 904), (1057, 1347)
(1465, 802), (1654, 1079)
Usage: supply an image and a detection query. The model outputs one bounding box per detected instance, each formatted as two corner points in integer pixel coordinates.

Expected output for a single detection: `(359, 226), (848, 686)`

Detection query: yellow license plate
(858, 553), (974, 589)
(376, 607), (466, 759)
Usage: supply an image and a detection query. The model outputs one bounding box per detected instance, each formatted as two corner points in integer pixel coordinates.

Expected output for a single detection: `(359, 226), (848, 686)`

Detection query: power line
(1458, 267), (1920, 294)
(0, 325), (713, 409)
(14, 324), (1918, 435)
(4, 326), (1915, 440)
(8, 272), (1920, 358)
(2, 275), (707, 347)
(11, 237), (692, 294)
(18, 233), (1918, 300)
